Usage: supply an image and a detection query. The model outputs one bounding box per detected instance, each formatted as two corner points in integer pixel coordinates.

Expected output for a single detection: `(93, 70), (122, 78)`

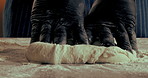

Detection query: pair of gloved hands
(30, 0), (138, 53)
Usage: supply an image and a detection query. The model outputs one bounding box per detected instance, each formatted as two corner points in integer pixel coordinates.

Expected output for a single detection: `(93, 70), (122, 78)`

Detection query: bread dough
(97, 47), (137, 63)
(25, 42), (137, 64)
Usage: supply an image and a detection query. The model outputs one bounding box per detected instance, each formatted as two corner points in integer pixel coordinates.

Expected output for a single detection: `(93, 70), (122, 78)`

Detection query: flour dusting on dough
(26, 42), (138, 64)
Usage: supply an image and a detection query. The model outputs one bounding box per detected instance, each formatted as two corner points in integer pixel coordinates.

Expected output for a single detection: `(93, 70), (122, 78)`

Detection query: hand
(30, 0), (89, 45)
(84, 0), (138, 53)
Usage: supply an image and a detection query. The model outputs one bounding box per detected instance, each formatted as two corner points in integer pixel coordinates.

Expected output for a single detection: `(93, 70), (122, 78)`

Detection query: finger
(126, 26), (138, 51)
(66, 29), (75, 45)
(114, 23), (133, 52)
(39, 23), (51, 43)
(73, 24), (89, 44)
(30, 23), (41, 43)
(99, 26), (115, 47)
(53, 26), (67, 44)
(85, 27), (94, 44)
(30, 0), (49, 43)
(125, 16), (138, 52)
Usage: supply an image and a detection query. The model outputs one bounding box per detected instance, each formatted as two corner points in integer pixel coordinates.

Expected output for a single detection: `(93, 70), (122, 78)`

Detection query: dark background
(0, 0), (5, 37)
(0, 0), (148, 37)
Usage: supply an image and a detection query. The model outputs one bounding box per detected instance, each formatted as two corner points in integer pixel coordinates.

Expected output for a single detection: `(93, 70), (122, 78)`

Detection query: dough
(97, 47), (137, 63)
(25, 42), (137, 64)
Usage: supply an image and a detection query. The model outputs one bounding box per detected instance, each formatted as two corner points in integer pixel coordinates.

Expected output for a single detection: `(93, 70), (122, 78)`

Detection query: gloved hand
(30, 0), (89, 45)
(85, 0), (138, 53)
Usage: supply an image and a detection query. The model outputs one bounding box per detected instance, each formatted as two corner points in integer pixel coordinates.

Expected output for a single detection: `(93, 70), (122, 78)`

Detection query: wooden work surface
(0, 38), (148, 78)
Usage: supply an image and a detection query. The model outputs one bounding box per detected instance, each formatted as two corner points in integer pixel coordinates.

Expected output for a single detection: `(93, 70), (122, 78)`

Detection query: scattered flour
(0, 58), (5, 62)
(0, 39), (29, 51)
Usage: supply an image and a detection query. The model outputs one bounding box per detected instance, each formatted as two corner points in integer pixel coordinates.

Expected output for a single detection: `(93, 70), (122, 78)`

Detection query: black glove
(30, 0), (89, 45)
(85, 0), (138, 52)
